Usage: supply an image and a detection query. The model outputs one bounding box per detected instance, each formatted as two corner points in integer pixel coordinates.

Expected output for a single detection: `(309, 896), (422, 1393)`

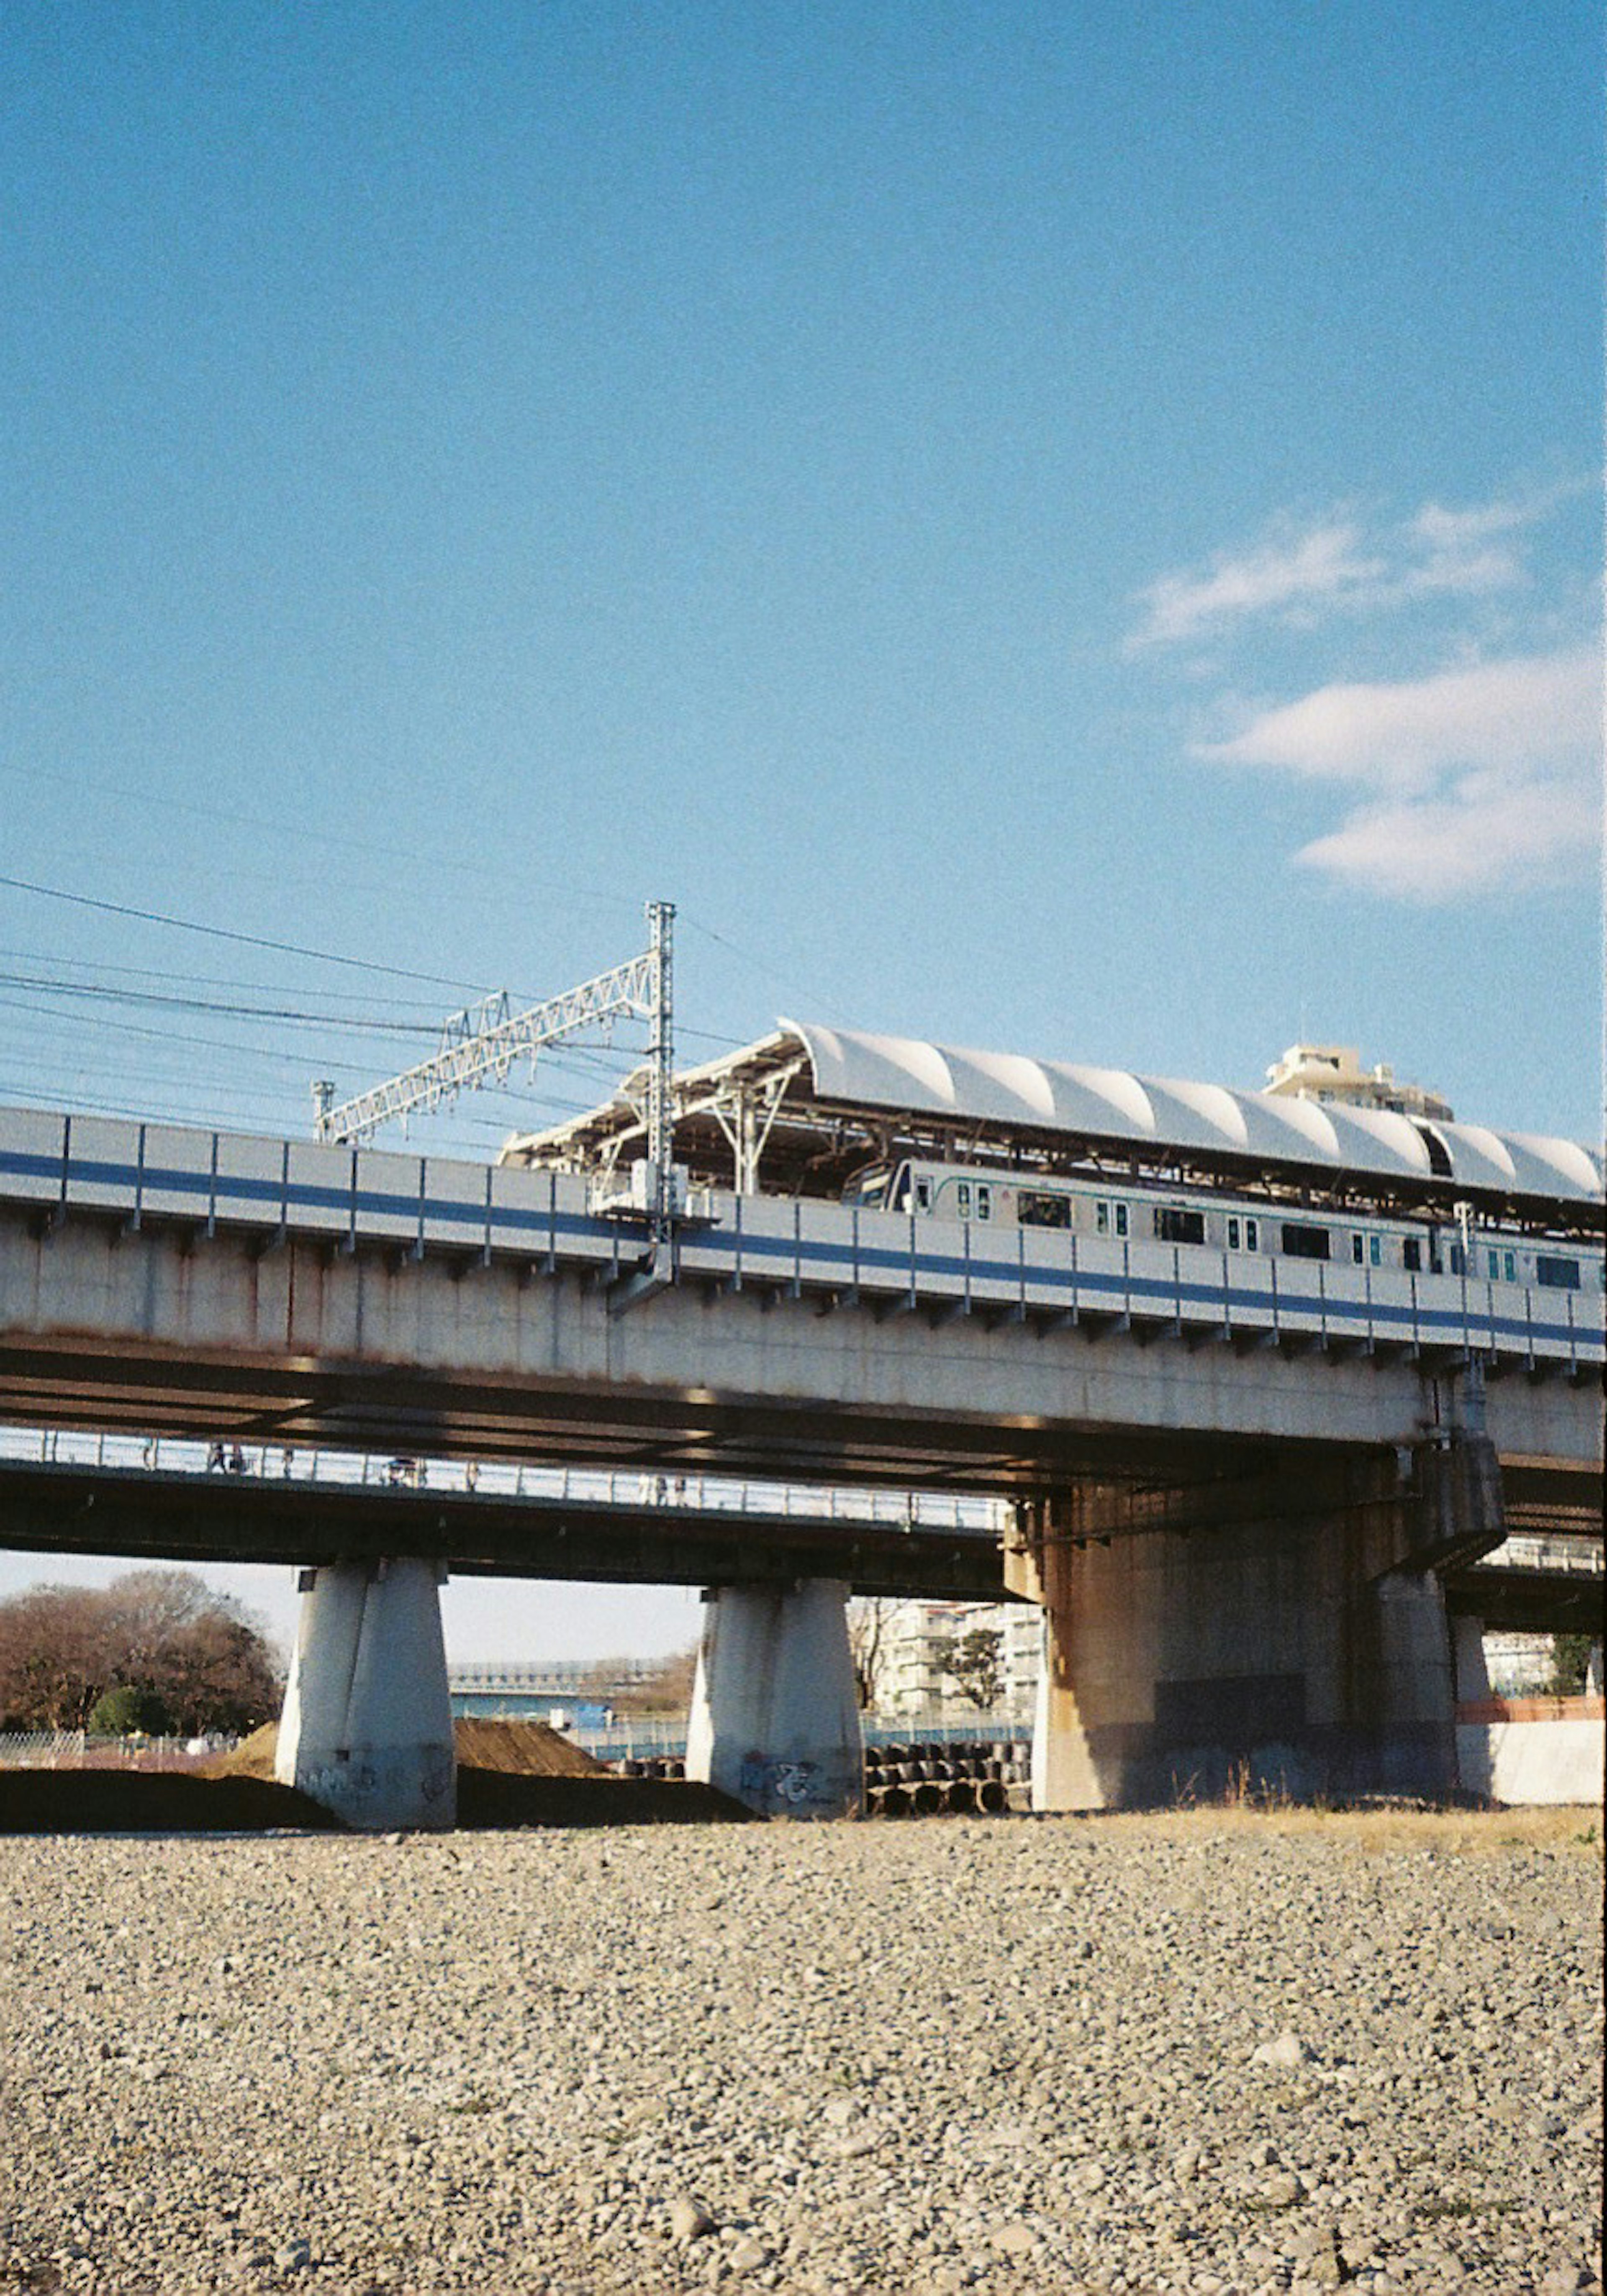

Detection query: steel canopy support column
(275, 1559), (456, 1830)
(684, 1579), (863, 1818)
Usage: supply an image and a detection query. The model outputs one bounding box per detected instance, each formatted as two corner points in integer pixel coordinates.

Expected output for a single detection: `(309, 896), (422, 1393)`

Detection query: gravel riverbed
(3, 1810), (1601, 2296)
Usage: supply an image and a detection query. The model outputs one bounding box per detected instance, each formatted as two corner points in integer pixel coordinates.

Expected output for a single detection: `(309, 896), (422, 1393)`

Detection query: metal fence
(565, 1710), (1031, 1765)
(0, 1730), (87, 1768)
(0, 1732), (214, 1770)
(0, 1422), (1001, 1533)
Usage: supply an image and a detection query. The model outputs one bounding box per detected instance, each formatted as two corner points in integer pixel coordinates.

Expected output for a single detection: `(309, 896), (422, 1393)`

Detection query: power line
(0, 873), (498, 993)
(0, 945), (449, 1016)
(0, 974), (440, 1034)
(680, 906), (836, 1020)
(0, 761), (642, 920)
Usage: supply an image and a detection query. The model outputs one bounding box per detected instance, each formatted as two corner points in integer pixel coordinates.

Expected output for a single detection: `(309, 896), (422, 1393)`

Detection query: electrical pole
(645, 899), (675, 1244)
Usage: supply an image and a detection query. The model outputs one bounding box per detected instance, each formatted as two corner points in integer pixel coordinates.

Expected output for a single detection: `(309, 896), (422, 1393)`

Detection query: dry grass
(1070, 1802), (1602, 1856)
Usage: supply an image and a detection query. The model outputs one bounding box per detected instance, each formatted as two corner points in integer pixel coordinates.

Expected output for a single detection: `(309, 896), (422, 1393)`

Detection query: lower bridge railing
(0, 1424), (1001, 1535)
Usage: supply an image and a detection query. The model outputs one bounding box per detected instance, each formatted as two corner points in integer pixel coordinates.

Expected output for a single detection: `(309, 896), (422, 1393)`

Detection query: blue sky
(1, 3), (1600, 1659)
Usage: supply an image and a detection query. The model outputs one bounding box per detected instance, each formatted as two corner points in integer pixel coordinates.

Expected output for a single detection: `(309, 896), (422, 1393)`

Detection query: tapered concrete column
(275, 1559), (456, 1830)
(685, 1579), (863, 1817)
(1450, 1613), (1491, 1704)
(1360, 1568), (1458, 1796)
(1009, 1437), (1501, 1812)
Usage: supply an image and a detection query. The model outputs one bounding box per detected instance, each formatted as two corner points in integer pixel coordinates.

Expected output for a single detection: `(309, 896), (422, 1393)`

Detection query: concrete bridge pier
(275, 1558), (457, 1830)
(685, 1578), (863, 1818)
(1009, 1434), (1506, 1812)
(1450, 1612), (1491, 1703)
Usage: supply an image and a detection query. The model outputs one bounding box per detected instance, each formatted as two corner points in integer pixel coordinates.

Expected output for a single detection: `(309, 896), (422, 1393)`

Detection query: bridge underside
(1444, 1562), (1605, 1636)
(0, 1458), (1009, 1599)
(0, 1329), (1343, 1497)
(0, 1322), (1593, 1555)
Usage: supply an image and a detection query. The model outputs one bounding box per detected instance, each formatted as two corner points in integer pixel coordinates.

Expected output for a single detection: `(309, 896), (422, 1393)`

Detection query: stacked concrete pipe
(862, 1737), (1027, 1817)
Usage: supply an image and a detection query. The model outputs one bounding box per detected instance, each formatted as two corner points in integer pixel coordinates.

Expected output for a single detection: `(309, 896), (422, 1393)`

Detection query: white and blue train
(841, 1158), (1600, 1296)
(502, 1022), (1605, 1311)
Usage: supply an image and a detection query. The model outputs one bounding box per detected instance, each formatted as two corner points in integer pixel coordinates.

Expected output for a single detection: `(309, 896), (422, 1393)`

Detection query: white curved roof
(781, 1021), (1604, 1208)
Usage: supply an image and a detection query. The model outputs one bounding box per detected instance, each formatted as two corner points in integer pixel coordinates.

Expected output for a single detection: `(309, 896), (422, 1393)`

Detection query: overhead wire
(0, 873), (501, 993)
(0, 945), (452, 1016)
(0, 761), (644, 921)
(0, 974), (439, 1034)
(0, 861), (777, 1148)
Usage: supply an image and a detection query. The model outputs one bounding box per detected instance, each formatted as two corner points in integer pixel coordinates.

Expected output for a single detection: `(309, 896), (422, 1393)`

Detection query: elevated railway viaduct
(0, 1021), (1598, 1824)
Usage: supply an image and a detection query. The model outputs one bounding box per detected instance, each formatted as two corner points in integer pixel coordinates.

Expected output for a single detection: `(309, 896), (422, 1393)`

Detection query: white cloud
(1132, 483), (1599, 902)
(1131, 520), (1386, 648)
(1293, 779), (1599, 900)
(1197, 648), (1599, 790)
(1130, 489), (1548, 650)
(1192, 647), (1602, 901)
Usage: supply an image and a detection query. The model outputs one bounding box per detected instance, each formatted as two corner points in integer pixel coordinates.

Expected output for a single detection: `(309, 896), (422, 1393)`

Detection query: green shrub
(1546, 1633), (1597, 1697)
(87, 1683), (174, 1736)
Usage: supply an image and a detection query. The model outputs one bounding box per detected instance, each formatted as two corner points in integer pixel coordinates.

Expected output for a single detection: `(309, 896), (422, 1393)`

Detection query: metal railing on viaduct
(0, 1427), (1007, 1598)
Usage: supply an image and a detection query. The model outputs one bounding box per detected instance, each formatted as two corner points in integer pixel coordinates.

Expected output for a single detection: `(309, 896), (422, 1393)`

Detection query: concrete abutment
(1009, 1434), (1506, 1811)
(275, 1558), (456, 1830)
(685, 1578), (863, 1817)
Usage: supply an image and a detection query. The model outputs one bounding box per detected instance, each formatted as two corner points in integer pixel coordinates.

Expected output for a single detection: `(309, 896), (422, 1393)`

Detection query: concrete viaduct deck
(0, 1112), (1597, 1486)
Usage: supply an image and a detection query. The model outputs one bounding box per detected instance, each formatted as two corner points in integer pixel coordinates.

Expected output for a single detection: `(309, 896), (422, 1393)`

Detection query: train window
(1245, 1218), (1258, 1252)
(1402, 1238), (1422, 1272)
(1018, 1190), (1070, 1230)
(1486, 1248), (1499, 1280)
(1448, 1243), (1465, 1276)
(1281, 1222), (1330, 1262)
(1428, 1239), (1444, 1276)
(1154, 1207), (1205, 1245)
(914, 1177), (932, 1213)
(975, 1185), (992, 1222)
(1369, 1234), (1381, 1266)
(1114, 1202), (1129, 1239)
(956, 1182), (971, 1219)
(1535, 1255), (1581, 1291)
(1504, 1250), (1516, 1282)
(1095, 1201), (1109, 1235)
(1227, 1216), (1240, 1250)
(1351, 1233), (1365, 1265)
(842, 1170), (885, 1209)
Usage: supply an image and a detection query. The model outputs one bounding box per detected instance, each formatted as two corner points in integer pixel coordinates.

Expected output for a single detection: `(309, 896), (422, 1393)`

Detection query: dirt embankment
(0, 1717), (747, 1834)
(203, 1715), (610, 1783)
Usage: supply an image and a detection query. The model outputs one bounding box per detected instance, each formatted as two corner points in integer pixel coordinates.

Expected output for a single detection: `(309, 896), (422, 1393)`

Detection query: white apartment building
(865, 1597), (1043, 1722)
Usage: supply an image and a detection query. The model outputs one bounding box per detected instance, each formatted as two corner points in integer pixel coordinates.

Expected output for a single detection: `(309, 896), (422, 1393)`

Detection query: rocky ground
(2, 1808), (1600, 2296)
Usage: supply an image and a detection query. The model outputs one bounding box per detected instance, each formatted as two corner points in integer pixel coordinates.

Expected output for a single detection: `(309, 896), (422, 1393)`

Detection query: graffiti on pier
(737, 1749), (840, 1814)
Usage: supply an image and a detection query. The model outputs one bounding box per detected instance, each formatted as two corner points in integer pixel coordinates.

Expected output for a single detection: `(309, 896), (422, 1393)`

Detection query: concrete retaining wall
(1455, 1697), (1604, 1805)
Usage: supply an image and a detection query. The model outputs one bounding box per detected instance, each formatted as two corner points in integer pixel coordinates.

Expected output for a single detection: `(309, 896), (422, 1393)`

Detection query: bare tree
(0, 1587), (109, 1728)
(0, 1572), (282, 1735)
(607, 1643), (700, 1717)
(847, 1597), (898, 1710)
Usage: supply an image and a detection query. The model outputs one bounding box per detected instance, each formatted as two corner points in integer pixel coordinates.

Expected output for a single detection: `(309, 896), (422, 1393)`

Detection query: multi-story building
(865, 1597), (1043, 1722)
(1264, 1041), (1454, 1121)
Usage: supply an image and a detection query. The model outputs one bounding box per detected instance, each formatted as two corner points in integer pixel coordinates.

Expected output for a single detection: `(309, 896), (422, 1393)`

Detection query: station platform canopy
(501, 1020), (1603, 1225)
